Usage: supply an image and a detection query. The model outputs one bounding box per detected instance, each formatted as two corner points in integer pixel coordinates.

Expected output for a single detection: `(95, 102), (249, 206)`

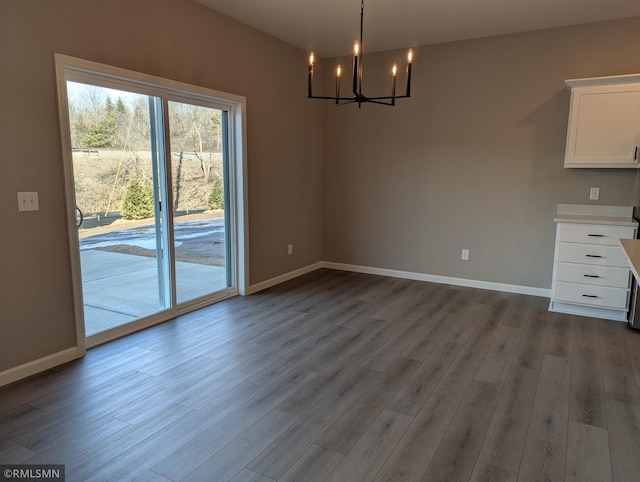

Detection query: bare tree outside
(68, 83), (224, 227)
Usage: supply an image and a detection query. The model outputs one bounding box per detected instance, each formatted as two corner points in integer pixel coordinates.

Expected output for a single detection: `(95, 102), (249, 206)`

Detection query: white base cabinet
(549, 205), (637, 322)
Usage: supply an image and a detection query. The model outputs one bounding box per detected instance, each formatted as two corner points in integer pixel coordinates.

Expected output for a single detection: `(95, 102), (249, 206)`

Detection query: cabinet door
(565, 90), (640, 167)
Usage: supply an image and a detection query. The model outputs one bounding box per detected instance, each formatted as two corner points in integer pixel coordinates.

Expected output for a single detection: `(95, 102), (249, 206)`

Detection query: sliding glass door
(56, 55), (245, 346)
(168, 100), (230, 304)
(67, 82), (172, 336)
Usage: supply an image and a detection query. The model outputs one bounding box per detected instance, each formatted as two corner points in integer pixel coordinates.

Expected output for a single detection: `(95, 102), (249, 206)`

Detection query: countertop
(554, 204), (638, 227)
(554, 214), (639, 226)
(620, 239), (640, 282)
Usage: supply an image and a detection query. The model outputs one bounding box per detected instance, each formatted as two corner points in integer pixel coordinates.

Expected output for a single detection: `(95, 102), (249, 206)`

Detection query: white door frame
(54, 53), (249, 354)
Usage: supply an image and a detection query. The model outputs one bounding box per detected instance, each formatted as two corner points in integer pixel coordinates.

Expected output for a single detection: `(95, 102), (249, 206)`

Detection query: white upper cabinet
(564, 74), (640, 168)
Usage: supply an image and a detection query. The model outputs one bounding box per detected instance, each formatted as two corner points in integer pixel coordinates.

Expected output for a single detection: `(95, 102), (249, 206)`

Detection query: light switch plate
(17, 192), (39, 211)
(589, 187), (600, 201)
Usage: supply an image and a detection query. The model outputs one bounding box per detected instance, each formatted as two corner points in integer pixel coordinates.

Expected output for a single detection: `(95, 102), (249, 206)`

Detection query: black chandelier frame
(307, 0), (413, 107)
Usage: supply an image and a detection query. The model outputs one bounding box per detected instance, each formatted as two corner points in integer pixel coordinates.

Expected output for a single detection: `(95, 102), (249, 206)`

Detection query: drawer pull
(582, 294), (598, 298)
(586, 254), (603, 258)
(583, 274), (600, 278)
(587, 234), (605, 237)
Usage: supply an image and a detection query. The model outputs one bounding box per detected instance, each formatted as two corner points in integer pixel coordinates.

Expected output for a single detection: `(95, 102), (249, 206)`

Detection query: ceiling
(195, 0), (640, 58)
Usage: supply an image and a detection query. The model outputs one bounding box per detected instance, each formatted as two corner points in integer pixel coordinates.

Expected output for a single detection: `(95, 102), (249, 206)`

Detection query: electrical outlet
(590, 187), (600, 201)
(461, 249), (469, 261)
(288, 243), (293, 255)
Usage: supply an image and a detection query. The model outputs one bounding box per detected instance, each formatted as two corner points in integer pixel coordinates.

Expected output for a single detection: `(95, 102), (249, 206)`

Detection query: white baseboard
(248, 260), (551, 297)
(2, 262), (548, 386)
(247, 261), (324, 294)
(322, 262), (551, 298)
(0, 347), (80, 387)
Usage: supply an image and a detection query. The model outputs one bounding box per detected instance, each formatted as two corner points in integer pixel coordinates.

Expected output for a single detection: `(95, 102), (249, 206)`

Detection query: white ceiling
(195, 0), (640, 58)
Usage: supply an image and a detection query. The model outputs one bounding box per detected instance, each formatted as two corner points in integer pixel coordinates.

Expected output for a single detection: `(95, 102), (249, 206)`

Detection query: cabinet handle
(587, 234), (604, 237)
(584, 274), (600, 278)
(635, 146), (638, 161)
(582, 294), (598, 298)
(586, 254), (603, 258)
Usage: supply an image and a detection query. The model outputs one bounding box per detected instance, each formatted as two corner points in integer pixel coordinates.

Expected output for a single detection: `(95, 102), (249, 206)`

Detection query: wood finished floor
(3, 269), (640, 481)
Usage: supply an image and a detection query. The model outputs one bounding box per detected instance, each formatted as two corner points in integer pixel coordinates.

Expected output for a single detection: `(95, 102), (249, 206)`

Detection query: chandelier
(307, 0), (414, 107)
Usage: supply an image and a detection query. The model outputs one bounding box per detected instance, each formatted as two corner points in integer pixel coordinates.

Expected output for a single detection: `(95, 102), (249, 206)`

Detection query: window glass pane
(67, 81), (170, 335)
(168, 100), (230, 303)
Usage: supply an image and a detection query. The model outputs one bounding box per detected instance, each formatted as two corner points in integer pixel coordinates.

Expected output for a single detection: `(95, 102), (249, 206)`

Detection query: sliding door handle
(75, 206), (84, 228)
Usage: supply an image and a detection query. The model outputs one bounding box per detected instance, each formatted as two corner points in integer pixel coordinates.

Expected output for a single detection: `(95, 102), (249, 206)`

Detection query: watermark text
(1, 465), (64, 481)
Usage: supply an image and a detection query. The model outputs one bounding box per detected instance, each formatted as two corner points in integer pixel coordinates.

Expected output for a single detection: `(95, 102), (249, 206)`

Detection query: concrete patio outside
(81, 249), (227, 335)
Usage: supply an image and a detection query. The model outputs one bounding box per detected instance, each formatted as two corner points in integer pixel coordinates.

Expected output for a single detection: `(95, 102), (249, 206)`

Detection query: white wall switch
(17, 192), (39, 212)
(590, 187), (600, 201)
(288, 243), (293, 255)
(461, 249), (469, 260)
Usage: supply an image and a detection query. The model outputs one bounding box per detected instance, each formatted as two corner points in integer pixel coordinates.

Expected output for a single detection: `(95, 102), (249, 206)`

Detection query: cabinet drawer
(556, 242), (628, 267)
(557, 223), (635, 246)
(555, 262), (631, 288)
(554, 281), (629, 309)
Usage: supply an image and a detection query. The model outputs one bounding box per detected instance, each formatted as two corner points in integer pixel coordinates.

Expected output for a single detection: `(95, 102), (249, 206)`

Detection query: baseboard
(0, 347), (80, 387)
(247, 261), (324, 294)
(1, 262), (548, 386)
(248, 261), (551, 297)
(322, 261), (551, 298)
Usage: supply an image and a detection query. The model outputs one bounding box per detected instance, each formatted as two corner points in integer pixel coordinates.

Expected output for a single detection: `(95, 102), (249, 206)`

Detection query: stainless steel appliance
(628, 277), (640, 330)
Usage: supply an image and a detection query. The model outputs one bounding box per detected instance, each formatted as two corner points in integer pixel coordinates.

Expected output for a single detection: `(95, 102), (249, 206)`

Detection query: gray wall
(0, 0), (324, 371)
(323, 17), (640, 289)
